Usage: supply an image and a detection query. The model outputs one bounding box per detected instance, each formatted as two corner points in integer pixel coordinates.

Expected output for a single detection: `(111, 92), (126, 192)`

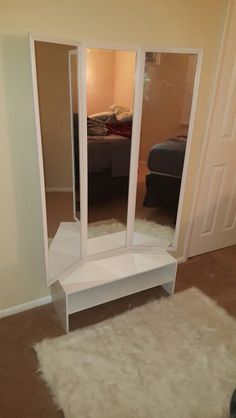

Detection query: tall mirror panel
(85, 48), (136, 256)
(34, 41), (81, 281)
(133, 52), (197, 247)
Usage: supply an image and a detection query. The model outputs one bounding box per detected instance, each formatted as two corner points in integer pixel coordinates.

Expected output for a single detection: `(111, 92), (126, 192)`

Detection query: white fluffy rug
(35, 288), (236, 418)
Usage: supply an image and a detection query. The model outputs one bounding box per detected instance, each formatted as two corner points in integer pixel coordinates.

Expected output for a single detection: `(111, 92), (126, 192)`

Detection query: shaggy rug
(35, 288), (236, 418)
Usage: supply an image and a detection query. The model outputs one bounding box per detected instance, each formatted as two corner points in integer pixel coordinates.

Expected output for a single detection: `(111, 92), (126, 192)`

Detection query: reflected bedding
(73, 114), (132, 177)
(144, 136), (187, 215)
(147, 136), (186, 178)
(88, 135), (131, 177)
(73, 113), (132, 205)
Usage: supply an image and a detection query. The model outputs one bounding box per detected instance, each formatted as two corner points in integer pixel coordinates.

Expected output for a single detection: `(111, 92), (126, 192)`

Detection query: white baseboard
(0, 295), (52, 318)
(46, 187), (73, 192)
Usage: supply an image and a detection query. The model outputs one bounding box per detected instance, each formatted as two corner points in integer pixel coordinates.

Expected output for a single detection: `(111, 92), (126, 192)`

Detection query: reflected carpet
(88, 218), (174, 243)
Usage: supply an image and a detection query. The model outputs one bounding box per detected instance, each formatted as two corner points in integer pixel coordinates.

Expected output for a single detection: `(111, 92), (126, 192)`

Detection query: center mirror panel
(133, 52), (197, 248)
(85, 48), (136, 256)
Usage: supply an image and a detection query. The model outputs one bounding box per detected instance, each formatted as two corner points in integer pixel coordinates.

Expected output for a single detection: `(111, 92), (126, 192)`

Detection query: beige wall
(86, 49), (135, 114)
(0, 0), (227, 310)
(140, 53), (193, 161)
(35, 42), (75, 189)
(87, 49), (116, 115)
(114, 51), (136, 109)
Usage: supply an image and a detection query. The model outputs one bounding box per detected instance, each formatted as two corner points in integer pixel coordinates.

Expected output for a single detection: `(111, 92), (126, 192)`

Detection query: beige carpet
(35, 288), (236, 418)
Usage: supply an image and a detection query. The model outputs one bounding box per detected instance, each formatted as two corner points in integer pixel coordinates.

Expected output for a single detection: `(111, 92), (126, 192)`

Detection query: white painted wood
(78, 45), (88, 260)
(30, 38), (196, 333)
(162, 280), (176, 295)
(31, 36), (202, 282)
(132, 48), (203, 253)
(82, 41), (140, 52)
(29, 35), (80, 285)
(88, 231), (126, 256)
(61, 249), (176, 291)
(29, 33), (83, 48)
(84, 44), (141, 254)
(188, 0), (236, 257)
(139, 46), (202, 55)
(126, 48), (145, 247)
(48, 222), (81, 282)
(29, 34), (49, 281)
(0, 295), (52, 318)
(68, 50), (78, 222)
(52, 249), (177, 332)
(176, 255), (188, 264)
(67, 268), (176, 316)
(48, 246), (178, 333)
(127, 47), (203, 252)
(51, 281), (68, 332)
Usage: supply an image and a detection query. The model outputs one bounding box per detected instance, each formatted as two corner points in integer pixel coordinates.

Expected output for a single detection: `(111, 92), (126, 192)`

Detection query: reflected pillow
(116, 111), (133, 122)
(110, 104), (129, 116)
(89, 111), (114, 122)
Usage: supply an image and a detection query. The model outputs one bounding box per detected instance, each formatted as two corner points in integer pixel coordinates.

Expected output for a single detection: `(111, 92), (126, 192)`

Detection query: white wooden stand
(30, 39), (202, 335)
(51, 248), (177, 333)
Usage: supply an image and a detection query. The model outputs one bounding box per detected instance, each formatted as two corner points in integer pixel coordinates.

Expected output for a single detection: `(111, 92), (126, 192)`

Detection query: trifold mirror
(31, 38), (200, 284)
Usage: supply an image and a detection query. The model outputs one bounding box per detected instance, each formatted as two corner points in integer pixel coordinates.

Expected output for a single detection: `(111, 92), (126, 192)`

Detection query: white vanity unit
(30, 36), (202, 332)
(50, 229), (177, 332)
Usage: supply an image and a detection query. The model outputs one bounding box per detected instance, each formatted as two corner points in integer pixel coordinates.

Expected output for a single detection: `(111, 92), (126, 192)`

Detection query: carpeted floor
(35, 288), (236, 418)
(0, 245), (236, 418)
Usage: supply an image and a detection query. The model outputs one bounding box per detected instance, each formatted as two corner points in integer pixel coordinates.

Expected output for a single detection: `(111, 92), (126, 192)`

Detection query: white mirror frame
(135, 46), (204, 253)
(29, 34), (203, 285)
(68, 49), (80, 224)
(80, 42), (144, 259)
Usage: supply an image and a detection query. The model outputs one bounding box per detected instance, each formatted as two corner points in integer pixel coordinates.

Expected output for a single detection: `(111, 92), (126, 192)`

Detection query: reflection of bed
(73, 114), (131, 206)
(143, 137), (187, 215)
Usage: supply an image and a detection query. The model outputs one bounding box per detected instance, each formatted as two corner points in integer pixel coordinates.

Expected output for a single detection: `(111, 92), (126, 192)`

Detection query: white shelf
(51, 248), (177, 332)
(61, 249), (175, 293)
(48, 222), (171, 282)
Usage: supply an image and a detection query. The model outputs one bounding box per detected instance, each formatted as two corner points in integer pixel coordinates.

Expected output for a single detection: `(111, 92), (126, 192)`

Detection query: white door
(188, 0), (236, 257)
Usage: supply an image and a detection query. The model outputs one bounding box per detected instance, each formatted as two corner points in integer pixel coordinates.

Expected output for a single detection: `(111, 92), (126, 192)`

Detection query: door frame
(182, 0), (232, 259)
